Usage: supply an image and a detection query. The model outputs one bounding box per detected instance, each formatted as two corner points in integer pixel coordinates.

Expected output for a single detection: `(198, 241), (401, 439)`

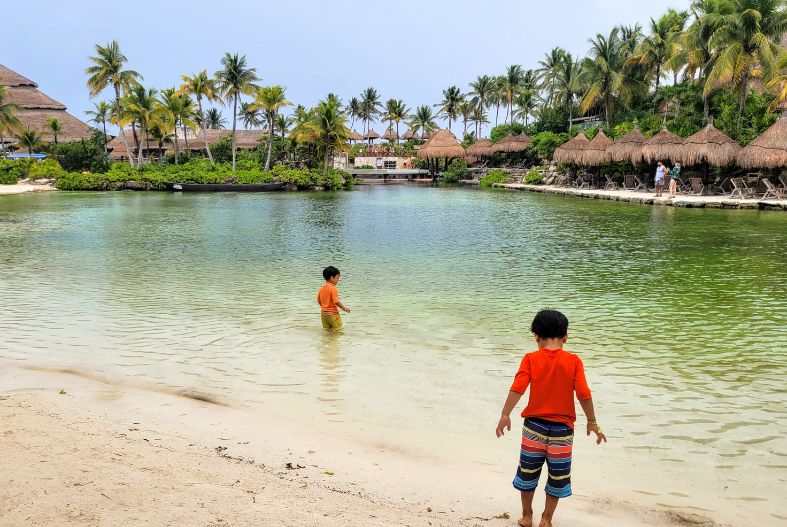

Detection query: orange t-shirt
(510, 348), (592, 428)
(317, 282), (339, 312)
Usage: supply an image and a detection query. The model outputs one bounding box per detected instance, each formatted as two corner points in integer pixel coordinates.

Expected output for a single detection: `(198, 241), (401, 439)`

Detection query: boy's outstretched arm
(495, 390), (523, 438)
(579, 397), (607, 445)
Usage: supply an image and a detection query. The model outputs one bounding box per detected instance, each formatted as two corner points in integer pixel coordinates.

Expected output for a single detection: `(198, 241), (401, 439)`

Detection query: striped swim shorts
(512, 417), (573, 498)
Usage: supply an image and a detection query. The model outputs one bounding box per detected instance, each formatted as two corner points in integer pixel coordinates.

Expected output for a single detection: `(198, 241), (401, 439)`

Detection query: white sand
(0, 366), (721, 527)
(0, 182), (56, 195)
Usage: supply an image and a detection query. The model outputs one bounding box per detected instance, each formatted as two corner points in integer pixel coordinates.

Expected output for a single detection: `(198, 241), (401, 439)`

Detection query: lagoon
(1, 186), (786, 524)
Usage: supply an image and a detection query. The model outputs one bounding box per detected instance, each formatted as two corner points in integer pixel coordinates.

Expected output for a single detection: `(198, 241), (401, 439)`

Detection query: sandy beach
(0, 182), (56, 195)
(0, 365), (718, 527)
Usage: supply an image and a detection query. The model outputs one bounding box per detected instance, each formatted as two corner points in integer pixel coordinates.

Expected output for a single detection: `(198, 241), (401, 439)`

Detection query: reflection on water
(1, 187), (786, 522)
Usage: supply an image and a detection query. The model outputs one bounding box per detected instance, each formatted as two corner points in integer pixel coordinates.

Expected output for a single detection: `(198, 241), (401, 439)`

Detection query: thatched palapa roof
(363, 129), (380, 140)
(641, 127), (684, 164)
(606, 125), (646, 164)
(492, 133), (532, 153)
(349, 130), (364, 141)
(552, 132), (588, 164)
(0, 64), (92, 144)
(402, 129), (418, 140)
(382, 127), (398, 141)
(416, 129), (464, 160)
(106, 129), (268, 160)
(676, 120), (741, 167)
(736, 112), (787, 169)
(466, 138), (493, 158)
(581, 130), (613, 166)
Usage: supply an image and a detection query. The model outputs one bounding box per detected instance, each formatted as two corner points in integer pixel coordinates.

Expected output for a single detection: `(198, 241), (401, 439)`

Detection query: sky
(1, 0), (692, 134)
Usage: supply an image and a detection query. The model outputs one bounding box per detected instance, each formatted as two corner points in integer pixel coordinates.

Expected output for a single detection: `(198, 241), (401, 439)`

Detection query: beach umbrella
(553, 132), (589, 165)
(349, 130), (364, 142)
(363, 129), (380, 143)
(606, 124), (647, 165)
(492, 133), (532, 154)
(466, 138), (494, 158)
(676, 119), (741, 167)
(580, 130), (613, 167)
(736, 112), (787, 169)
(641, 127), (684, 164)
(382, 127), (398, 141)
(402, 129), (419, 140)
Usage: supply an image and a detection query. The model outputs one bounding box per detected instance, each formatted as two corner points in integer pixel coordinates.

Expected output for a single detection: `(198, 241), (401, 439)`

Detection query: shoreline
(0, 182), (57, 195)
(0, 365), (718, 527)
(494, 182), (787, 210)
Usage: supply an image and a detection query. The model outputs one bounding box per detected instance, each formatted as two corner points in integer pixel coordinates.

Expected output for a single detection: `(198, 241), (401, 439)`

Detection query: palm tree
(628, 11), (687, 94)
(215, 52), (260, 171)
(513, 91), (538, 125)
(765, 49), (787, 110)
(503, 65), (525, 123)
(537, 48), (568, 106)
(46, 118), (63, 146)
(409, 105), (438, 138)
(15, 128), (43, 157)
(470, 104), (489, 137)
(580, 28), (643, 128)
(203, 108), (226, 129)
(180, 70), (220, 164)
(295, 99), (349, 174)
(239, 102), (264, 128)
(705, 0), (787, 128)
(468, 75), (494, 136)
(276, 114), (293, 139)
(347, 96), (361, 131)
(160, 88), (186, 164)
(383, 98), (409, 145)
(553, 54), (583, 126)
(359, 87), (382, 133)
(0, 86), (20, 153)
(124, 85), (158, 166)
(491, 76), (507, 126)
(253, 85), (292, 170)
(458, 99), (474, 135)
(85, 101), (111, 155)
(436, 85), (463, 131)
(85, 40), (142, 166)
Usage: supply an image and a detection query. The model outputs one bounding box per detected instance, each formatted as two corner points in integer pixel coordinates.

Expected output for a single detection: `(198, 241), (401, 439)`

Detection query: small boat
(165, 182), (284, 192)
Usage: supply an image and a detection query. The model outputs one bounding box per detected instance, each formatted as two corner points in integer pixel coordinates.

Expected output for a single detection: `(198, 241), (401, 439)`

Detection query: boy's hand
(495, 415), (512, 438)
(342, 306), (351, 313)
(587, 423), (607, 445)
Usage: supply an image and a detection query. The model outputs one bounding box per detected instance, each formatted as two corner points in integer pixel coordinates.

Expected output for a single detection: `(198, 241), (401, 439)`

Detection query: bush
(479, 169), (510, 188)
(529, 131), (567, 161)
(50, 132), (109, 173)
(28, 158), (66, 179)
(489, 123), (527, 144)
(0, 159), (29, 184)
(524, 169), (544, 185)
(442, 158), (468, 183)
(355, 164), (374, 169)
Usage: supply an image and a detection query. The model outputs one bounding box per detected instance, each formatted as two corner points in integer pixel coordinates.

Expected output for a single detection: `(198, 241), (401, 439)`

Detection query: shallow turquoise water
(1, 186), (786, 520)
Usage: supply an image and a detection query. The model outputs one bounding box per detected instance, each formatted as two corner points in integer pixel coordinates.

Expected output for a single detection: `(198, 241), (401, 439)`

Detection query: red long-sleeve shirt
(510, 348), (592, 428)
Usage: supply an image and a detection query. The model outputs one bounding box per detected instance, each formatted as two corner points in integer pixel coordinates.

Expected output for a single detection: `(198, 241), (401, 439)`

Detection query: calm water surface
(1, 186), (785, 523)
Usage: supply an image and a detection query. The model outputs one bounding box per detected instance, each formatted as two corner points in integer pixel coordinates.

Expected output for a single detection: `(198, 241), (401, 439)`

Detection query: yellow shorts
(321, 312), (343, 331)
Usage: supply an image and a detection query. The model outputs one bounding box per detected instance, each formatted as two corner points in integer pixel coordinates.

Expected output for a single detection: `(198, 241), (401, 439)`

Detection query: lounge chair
(690, 177), (706, 195)
(623, 174), (646, 191)
(603, 174), (618, 190)
(762, 179), (785, 200)
(729, 177), (755, 199)
(779, 175), (787, 190)
(575, 173), (592, 190)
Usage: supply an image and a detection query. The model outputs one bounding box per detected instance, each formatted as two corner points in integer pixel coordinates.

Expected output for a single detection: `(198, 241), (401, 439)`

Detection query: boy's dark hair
(323, 266), (340, 281)
(530, 309), (569, 339)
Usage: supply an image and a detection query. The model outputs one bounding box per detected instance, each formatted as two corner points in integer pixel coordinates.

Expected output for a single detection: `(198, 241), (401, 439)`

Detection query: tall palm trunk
(737, 66), (750, 131)
(323, 143), (330, 174)
(173, 117), (180, 166)
(396, 121), (400, 146)
(495, 103), (500, 126)
(197, 97), (214, 164)
(101, 120), (108, 156)
(265, 114), (274, 171)
(114, 84), (135, 166)
(183, 123), (190, 153)
(231, 93), (238, 171)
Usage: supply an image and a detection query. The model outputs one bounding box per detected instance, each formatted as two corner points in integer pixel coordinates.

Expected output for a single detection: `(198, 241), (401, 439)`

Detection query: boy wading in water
(317, 266), (350, 331)
(495, 309), (607, 527)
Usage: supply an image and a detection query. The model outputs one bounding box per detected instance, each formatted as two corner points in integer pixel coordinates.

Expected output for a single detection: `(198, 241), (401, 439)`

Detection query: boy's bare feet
(517, 514), (533, 527)
(538, 518), (553, 527)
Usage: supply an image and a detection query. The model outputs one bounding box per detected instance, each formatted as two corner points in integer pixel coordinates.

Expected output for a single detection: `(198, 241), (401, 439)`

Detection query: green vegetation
(479, 169), (510, 188)
(441, 158), (469, 183)
(0, 159), (27, 184)
(524, 169), (545, 185)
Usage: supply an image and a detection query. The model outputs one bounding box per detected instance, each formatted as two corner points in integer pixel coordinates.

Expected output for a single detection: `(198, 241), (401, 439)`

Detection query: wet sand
(0, 365), (712, 527)
(0, 182), (56, 195)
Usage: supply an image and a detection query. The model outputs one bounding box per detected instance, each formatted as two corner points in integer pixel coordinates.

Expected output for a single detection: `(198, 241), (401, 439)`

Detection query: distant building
(106, 129), (269, 161)
(0, 64), (93, 148)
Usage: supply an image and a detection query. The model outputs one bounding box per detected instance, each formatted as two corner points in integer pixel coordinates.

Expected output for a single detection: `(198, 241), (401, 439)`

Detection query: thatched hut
(363, 129), (380, 143)
(417, 129), (465, 177)
(676, 120), (741, 167)
(382, 127), (398, 141)
(553, 132), (588, 165)
(402, 129), (419, 140)
(581, 131), (613, 167)
(736, 112), (787, 169)
(641, 127), (684, 164)
(606, 125), (647, 164)
(466, 138), (494, 158)
(349, 130), (364, 142)
(492, 133), (532, 154)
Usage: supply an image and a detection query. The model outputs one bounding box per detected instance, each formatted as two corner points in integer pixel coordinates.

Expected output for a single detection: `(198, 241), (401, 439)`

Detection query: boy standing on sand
(495, 309), (606, 527)
(317, 266), (350, 332)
